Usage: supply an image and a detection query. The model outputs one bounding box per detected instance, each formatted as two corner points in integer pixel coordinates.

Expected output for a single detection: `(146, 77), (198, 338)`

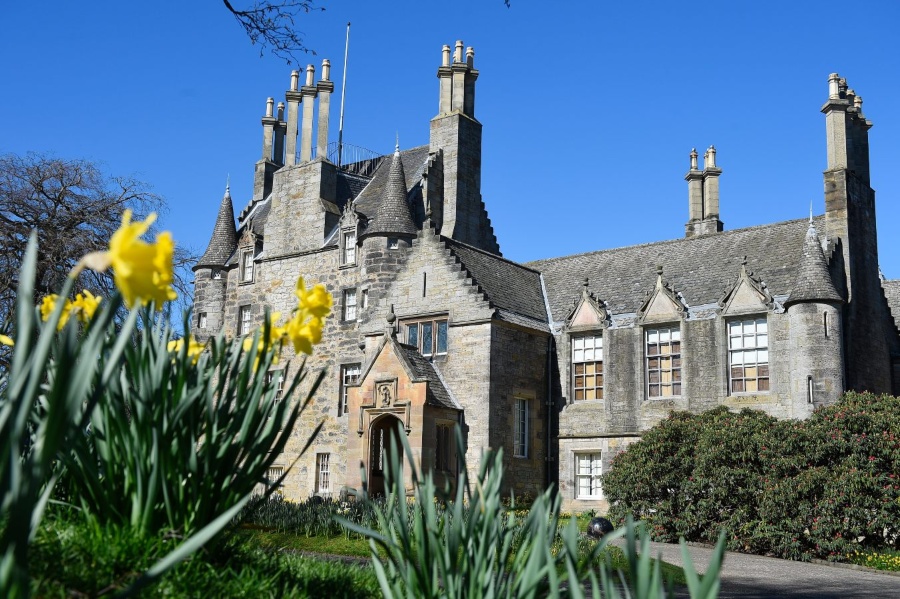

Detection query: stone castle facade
(193, 42), (900, 510)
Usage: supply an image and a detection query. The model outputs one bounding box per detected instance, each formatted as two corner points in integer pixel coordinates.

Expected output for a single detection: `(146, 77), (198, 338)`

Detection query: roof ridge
(527, 215), (824, 266)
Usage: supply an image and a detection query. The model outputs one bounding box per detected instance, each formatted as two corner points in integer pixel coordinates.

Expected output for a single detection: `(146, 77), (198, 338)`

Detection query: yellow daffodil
(40, 294), (73, 330)
(78, 210), (177, 310)
(285, 314), (325, 355)
(167, 337), (206, 364)
(70, 290), (102, 324)
(295, 277), (332, 318)
(0, 334), (13, 347)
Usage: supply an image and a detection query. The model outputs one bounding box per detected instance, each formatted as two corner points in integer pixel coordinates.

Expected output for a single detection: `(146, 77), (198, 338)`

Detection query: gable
(722, 278), (769, 315)
(571, 299), (604, 327)
(640, 282), (684, 324)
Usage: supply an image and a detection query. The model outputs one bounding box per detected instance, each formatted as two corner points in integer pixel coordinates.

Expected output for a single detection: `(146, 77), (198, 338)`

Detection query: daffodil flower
(0, 334), (13, 347)
(79, 210), (177, 309)
(167, 337), (206, 364)
(295, 277), (332, 318)
(40, 294), (73, 330)
(70, 290), (102, 324)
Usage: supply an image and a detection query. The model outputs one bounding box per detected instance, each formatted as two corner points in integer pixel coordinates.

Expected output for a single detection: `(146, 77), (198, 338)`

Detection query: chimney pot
(454, 40), (463, 63)
(321, 58), (331, 81)
(466, 46), (474, 67)
(690, 148), (698, 170)
(265, 97), (274, 118)
(277, 101), (285, 120)
(442, 44), (451, 66)
(706, 145), (717, 169)
(305, 64), (315, 87)
(290, 70), (300, 91)
(828, 73), (841, 99)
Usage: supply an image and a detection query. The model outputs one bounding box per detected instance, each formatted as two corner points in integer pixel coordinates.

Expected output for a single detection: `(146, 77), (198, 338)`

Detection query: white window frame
(343, 289), (357, 321)
(266, 370), (284, 402)
(267, 465), (284, 496)
(571, 335), (604, 401)
(728, 317), (770, 394)
(238, 305), (252, 336)
(240, 249), (254, 283)
(645, 326), (682, 398)
(341, 229), (357, 266)
(513, 398), (529, 458)
(339, 363), (361, 416)
(575, 452), (603, 499)
(316, 453), (331, 494)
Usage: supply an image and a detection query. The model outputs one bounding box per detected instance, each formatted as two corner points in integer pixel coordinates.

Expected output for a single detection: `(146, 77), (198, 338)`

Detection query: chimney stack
(274, 102), (286, 164)
(261, 97), (277, 161)
(285, 70), (301, 165)
(316, 59), (335, 160)
(684, 146), (723, 237)
(438, 45), (452, 114)
(300, 64), (317, 162)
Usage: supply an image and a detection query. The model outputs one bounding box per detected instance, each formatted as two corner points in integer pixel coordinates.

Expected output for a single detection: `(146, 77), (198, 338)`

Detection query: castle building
(193, 43), (900, 510)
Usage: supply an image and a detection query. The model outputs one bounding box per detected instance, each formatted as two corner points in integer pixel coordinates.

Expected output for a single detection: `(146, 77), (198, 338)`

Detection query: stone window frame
(239, 248), (255, 284)
(513, 398), (529, 458)
(340, 228), (358, 267)
(644, 325), (682, 399)
(237, 304), (252, 336)
(727, 316), (770, 395)
(574, 451), (603, 500)
(316, 453), (331, 495)
(571, 334), (604, 401)
(342, 288), (358, 322)
(197, 312), (207, 329)
(262, 465), (284, 497)
(402, 316), (449, 357)
(434, 422), (454, 472)
(211, 268), (222, 280)
(387, 237), (400, 250)
(338, 362), (361, 416)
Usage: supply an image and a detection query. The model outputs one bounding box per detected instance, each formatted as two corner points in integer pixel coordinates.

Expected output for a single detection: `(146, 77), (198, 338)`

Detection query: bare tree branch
(222, 0), (324, 63)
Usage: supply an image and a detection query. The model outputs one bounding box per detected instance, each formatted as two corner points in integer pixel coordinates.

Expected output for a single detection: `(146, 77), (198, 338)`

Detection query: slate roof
(353, 145), (430, 220)
(196, 186), (237, 269)
(527, 216), (829, 323)
(393, 340), (459, 410)
(883, 280), (900, 332)
(443, 238), (548, 327)
(362, 149), (418, 238)
(785, 222), (841, 306)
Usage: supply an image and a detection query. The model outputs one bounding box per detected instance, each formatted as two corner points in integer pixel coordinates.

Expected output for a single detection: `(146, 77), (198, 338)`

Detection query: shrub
(604, 393), (900, 561)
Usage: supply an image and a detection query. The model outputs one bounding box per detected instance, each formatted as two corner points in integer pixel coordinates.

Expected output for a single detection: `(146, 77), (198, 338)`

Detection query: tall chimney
(274, 102), (286, 165)
(684, 148), (704, 238)
(300, 64), (317, 162)
(285, 70), (301, 165)
(438, 45), (452, 114)
(316, 59), (335, 160)
(261, 97), (277, 161)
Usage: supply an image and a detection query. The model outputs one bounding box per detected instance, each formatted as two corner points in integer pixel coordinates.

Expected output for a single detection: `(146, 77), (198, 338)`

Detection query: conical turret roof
(361, 146), (417, 238)
(785, 220), (841, 306)
(195, 184), (238, 269)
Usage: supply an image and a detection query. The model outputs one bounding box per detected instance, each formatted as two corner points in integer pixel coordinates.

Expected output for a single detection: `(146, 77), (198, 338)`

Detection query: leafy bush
(604, 393), (900, 561)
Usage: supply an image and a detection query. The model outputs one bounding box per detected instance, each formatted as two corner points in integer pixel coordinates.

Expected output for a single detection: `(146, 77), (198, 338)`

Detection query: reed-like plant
(340, 428), (725, 599)
(1, 212), (332, 598)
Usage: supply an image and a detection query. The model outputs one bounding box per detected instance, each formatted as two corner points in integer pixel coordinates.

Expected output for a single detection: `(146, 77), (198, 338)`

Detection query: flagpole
(337, 22), (350, 168)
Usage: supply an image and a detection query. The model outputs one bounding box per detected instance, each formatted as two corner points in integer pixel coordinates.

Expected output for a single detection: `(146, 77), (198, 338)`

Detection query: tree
(222, 0), (324, 63)
(0, 153), (196, 329)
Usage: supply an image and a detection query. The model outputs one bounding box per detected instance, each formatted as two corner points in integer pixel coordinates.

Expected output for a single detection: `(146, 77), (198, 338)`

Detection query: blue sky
(3, 1), (900, 278)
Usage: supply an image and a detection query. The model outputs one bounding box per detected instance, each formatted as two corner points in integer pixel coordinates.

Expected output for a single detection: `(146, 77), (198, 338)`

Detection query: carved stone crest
(375, 379), (398, 407)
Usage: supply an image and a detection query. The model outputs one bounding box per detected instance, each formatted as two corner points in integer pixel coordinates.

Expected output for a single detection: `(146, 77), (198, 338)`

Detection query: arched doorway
(368, 415), (404, 497)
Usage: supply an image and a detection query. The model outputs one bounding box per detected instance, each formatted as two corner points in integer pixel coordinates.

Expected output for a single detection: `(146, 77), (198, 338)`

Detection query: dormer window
(240, 249), (254, 283)
(341, 229), (357, 266)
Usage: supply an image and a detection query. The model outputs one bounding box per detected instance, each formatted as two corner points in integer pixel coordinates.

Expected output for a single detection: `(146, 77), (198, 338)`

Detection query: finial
(583, 277), (589, 289)
(386, 305), (397, 338)
(395, 132), (400, 154)
(809, 201), (814, 225)
(656, 265), (664, 276)
(741, 255), (748, 266)
(226, 174), (230, 193)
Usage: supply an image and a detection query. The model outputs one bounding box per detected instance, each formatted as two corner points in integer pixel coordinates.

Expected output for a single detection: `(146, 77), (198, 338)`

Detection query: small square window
(198, 312), (208, 329)
(388, 238), (399, 250)
(575, 452), (603, 499)
(343, 289), (357, 321)
(211, 268), (222, 280)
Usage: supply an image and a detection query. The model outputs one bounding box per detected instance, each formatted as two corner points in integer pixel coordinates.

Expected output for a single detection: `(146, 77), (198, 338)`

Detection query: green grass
(27, 513), (381, 598)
